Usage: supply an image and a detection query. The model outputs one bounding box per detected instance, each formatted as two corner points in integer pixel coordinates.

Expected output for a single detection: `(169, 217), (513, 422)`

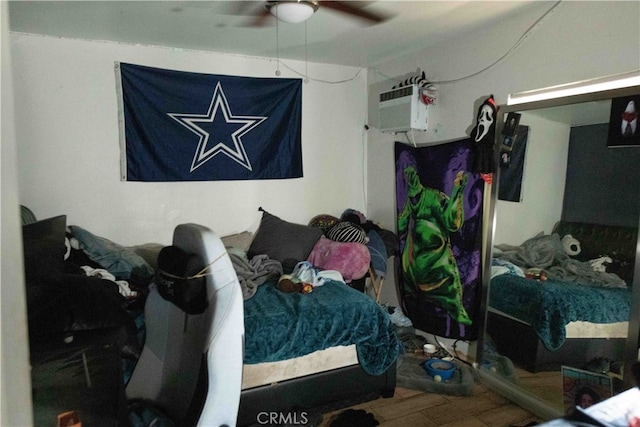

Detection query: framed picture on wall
(607, 95), (640, 148)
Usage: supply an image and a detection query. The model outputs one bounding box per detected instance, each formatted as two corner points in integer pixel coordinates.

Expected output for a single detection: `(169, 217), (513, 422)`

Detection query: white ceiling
(7, 1), (545, 68)
(525, 100), (613, 126)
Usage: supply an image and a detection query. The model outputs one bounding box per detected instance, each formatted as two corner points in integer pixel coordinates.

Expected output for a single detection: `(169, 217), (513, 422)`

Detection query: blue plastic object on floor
(422, 359), (456, 381)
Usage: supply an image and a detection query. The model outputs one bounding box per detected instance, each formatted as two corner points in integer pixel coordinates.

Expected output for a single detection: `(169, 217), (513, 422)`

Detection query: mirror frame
(475, 84), (640, 415)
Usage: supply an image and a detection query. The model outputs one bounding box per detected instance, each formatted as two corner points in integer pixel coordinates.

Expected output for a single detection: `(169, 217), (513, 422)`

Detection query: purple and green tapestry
(395, 139), (484, 340)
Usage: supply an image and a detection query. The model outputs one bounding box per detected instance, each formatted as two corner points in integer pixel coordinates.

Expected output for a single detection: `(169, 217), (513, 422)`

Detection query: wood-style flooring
(320, 383), (545, 427)
(516, 367), (564, 413)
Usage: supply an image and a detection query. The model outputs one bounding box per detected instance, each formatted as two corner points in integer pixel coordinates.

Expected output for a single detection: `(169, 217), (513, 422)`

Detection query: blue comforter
(243, 281), (402, 376)
(490, 274), (631, 351)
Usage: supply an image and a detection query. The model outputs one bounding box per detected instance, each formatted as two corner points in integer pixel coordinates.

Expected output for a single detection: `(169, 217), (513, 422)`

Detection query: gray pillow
(248, 209), (323, 272)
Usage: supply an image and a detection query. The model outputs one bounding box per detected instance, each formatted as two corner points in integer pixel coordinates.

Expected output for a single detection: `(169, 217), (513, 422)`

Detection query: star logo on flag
(168, 82), (266, 172)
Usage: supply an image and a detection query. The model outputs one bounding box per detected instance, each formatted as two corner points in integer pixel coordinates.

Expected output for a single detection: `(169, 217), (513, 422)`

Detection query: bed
(486, 221), (637, 373)
(227, 209), (401, 426)
(24, 207), (401, 426)
(238, 280), (400, 426)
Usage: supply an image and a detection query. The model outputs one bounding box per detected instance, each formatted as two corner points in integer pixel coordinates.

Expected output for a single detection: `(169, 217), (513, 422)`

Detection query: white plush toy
(561, 234), (581, 256)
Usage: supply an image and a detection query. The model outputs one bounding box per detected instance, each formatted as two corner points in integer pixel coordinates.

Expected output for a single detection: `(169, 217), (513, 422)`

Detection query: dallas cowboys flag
(116, 62), (303, 181)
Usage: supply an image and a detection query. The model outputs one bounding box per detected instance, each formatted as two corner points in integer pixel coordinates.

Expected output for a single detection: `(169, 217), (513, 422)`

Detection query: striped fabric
(327, 221), (368, 244)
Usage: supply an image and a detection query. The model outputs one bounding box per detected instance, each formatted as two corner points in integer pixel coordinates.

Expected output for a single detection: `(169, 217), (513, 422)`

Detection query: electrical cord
(276, 60), (363, 83)
(401, 130), (417, 147)
(372, 1), (562, 86)
(452, 339), (461, 359)
(430, 1), (562, 85)
(433, 334), (473, 367)
(451, 338), (473, 366)
(281, 1), (561, 84)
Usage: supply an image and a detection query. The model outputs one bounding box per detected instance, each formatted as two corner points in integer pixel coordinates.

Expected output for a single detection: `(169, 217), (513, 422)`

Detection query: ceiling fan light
(269, 2), (316, 24)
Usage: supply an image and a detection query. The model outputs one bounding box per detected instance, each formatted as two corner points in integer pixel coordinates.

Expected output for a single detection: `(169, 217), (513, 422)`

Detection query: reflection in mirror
(498, 123), (528, 202)
(478, 87), (640, 419)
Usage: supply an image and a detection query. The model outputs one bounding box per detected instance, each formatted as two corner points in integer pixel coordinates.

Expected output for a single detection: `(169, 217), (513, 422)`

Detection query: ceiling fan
(248, 1), (390, 26)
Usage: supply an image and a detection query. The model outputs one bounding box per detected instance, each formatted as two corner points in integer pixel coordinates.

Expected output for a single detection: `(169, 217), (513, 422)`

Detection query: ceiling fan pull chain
(275, 5), (281, 76)
(304, 21), (309, 83)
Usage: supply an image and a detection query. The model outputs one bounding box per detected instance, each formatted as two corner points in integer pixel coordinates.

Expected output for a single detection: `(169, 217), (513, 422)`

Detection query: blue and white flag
(116, 62), (303, 181)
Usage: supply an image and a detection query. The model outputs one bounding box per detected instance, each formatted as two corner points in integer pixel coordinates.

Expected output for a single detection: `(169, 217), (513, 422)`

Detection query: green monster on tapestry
(396, 139), (484, 340)
(398, 166), (471, 325)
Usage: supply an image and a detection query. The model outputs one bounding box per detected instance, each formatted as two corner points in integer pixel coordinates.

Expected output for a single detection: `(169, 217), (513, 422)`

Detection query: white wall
(493, 114), (570, 245)
(366, 1), (640, 238)
(11, 34), (369, 246)
(365, 0), (640, 318)
(1, 3), (33, 426)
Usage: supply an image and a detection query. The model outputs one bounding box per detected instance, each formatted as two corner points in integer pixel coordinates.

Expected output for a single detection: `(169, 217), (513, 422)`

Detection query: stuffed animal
(525, 267), (548, 281)
(277, 274), (312, 294)
(308, 214), (339, 234)
(278, 262), (341, 293)
(561, 234), (581, 256)
(307, 237), (370, 282)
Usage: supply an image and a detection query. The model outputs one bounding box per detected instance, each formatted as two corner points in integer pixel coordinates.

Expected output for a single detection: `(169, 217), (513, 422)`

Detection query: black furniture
(30, 329), (128, 426)
(237, 363), (396, 427)
(23, 213), (141, 426)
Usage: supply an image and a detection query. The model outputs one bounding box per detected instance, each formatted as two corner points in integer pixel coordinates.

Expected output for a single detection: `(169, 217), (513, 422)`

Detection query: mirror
(476, 84), (640, 419)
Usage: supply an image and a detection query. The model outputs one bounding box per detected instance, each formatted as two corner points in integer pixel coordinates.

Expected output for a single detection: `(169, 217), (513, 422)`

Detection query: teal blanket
(243, 281), (402, 376)
(490, 274), (631, 351)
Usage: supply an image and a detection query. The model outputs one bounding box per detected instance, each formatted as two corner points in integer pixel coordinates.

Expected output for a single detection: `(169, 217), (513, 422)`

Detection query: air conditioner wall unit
(378, 84), (429, 132)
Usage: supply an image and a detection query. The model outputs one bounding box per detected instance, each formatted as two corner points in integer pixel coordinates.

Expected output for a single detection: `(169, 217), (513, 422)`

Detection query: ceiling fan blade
(249, 9), (273, 27)
(254, 10), (273, 27)
(242, 1), (390, 27)
(319, 1), (389, 24)
(224, 1), (272, 27)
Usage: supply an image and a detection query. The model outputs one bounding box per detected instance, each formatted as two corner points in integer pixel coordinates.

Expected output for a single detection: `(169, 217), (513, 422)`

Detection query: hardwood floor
(515, 367), (564, 413)
(320, 383), (544, 427)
